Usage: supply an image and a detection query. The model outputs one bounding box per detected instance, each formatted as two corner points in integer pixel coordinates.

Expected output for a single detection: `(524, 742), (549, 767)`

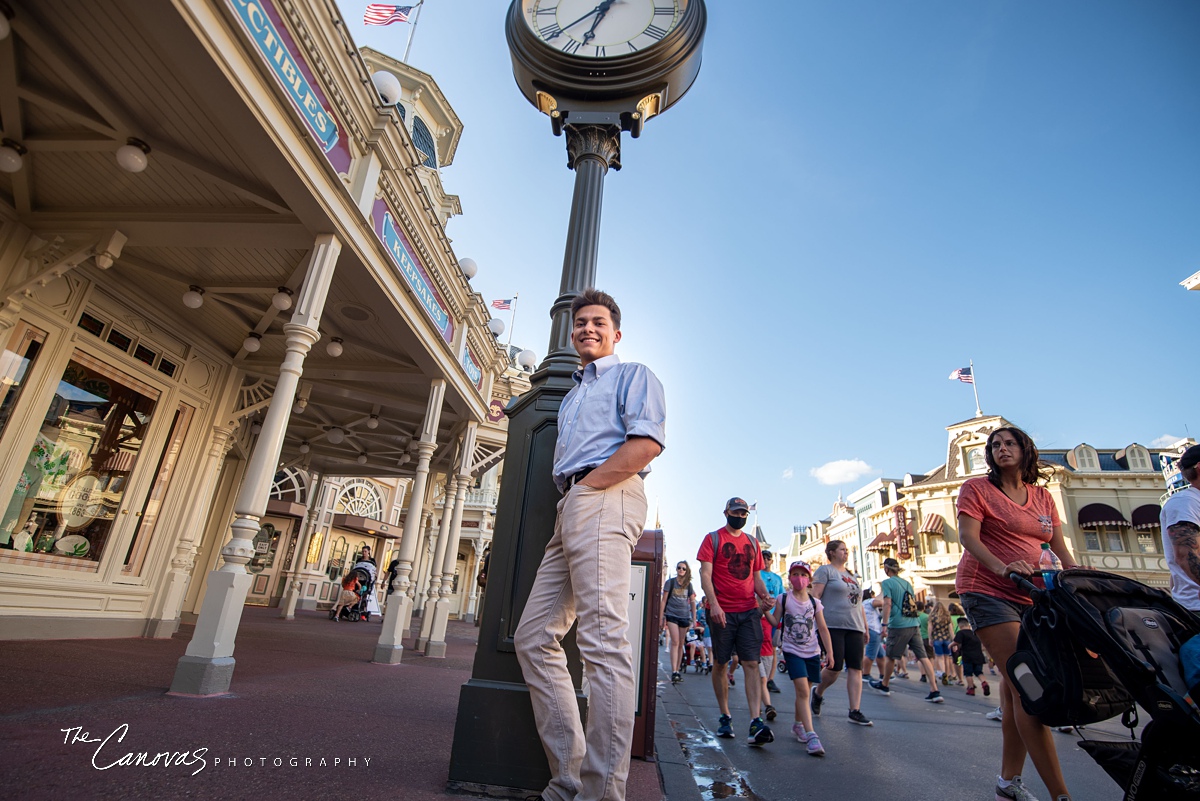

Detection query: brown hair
(985, 425), (1047, 488)
(825, 539), (846, 561)
(571, 288), (621, 330)
(930, 601), (951, 629)
(676, 560), (692, 587)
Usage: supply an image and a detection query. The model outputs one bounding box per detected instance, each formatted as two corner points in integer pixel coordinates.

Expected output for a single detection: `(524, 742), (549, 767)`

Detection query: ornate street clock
(507, 0), (706, 136)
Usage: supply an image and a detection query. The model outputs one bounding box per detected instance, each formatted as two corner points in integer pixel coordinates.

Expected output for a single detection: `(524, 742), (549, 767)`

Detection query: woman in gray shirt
(660, 561), (696, 683)
(809, 540), (871, 726)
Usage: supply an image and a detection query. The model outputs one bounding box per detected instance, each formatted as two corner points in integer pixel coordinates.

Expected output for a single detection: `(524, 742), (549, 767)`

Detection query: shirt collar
(572, 353), (621, 384)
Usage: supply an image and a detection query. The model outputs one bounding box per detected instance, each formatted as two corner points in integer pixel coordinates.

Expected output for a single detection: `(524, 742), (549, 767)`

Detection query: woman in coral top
(956, 426), (1077, 801)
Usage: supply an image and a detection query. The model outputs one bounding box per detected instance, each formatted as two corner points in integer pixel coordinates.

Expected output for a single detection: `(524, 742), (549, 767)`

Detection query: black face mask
(725, 515), (747, 530)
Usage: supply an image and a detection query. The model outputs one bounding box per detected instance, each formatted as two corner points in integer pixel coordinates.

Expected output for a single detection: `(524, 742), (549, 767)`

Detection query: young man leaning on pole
(698, 498), (775, 746)
(514, 288), (666, 801)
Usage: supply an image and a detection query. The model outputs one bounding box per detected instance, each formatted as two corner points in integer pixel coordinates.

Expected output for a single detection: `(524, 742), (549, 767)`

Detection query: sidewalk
(0, 607), (668, 801)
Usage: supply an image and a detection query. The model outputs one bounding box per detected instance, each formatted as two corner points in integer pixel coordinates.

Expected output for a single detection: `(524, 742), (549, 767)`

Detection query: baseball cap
(788, 560), (812, 575)
(725, 497), (750, 513)
(882, 557), (901, 571)
(1179, 445), (1200, 472)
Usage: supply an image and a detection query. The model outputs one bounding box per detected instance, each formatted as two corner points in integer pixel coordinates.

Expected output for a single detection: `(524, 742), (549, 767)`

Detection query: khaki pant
(515, 475), (648, 801)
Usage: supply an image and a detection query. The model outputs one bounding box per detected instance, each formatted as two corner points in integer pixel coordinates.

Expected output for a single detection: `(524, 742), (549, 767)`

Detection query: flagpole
(505, 293), (519, 352)
(970, 358), (982, 418)
(401, 1), (424, 63)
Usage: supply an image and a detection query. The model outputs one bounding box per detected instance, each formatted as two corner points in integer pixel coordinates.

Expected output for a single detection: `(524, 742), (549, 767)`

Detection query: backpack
(901, 587), (922, 620)
(708, 528), (761, 567)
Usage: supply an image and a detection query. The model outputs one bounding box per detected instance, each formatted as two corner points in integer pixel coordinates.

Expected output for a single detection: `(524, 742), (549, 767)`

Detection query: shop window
(1136, 532), (1158, 554)
(326, 536), (348, 581)
(122, 403), (194, 576)
(1, 351), (159, 567)
(1105, 527), (1126, 552)
(1083, 528), (1101, 551)
(0, 322), (47, 440)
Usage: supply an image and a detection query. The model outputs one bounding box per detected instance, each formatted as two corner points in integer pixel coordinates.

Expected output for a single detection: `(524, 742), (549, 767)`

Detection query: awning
(865, 531), (895, 553)
(331, 514), (399, 539)
(919, 513), (946, 534)
(1077, 503), (1128, 528)
(1131, 504), (1162, 531)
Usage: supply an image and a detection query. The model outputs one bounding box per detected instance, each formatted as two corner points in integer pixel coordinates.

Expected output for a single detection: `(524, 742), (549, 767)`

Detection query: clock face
(522, 0), (685, 59)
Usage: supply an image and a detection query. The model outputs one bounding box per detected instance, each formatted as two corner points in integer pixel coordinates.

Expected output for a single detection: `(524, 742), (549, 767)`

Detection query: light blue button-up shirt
(553, 353), (666, 491)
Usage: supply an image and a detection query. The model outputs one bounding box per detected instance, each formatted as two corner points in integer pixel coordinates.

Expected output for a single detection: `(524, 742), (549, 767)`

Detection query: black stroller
(1007, 569), (1200, 800)
(329, 561), (378, 622)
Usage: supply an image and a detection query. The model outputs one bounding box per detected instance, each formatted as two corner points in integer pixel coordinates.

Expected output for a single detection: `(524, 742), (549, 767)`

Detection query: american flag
(491, 298), (513, 310)
(364, 4), (413, 25)
(948, 367), (974, 384)
(748, 502), (757, 511)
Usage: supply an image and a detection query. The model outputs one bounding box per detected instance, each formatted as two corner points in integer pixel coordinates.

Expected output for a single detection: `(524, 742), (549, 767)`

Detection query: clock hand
(582, 0), (615, 45)
(548, 3), (605, 40)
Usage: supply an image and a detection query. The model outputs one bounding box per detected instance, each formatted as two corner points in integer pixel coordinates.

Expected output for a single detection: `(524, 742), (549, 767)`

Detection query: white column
(170, 235), (341, 695)
(411, 509), (435, 613)
(418, 474), (457, 649)
(373, 378), (446, 664)
(425, 421), (477, 657)
(146, 424), (237, 638)
(280, 472), (325, 619)
(464, 537), (484, 624)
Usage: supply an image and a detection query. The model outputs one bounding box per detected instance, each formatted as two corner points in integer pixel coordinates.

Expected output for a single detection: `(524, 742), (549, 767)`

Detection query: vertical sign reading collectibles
(229, 0), (352, 174)
(461, 348), (483, 390)
(372, 199), (455, 344)
(895, 505), (910, 559)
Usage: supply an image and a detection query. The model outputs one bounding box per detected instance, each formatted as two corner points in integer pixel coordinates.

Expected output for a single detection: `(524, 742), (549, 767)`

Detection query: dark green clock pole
(448, 2), (704, 794)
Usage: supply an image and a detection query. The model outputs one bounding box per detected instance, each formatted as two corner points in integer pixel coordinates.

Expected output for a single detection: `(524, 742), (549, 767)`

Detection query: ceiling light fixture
(116, 138), (151, 173)
(326, 427), (345, 445)
(367, 414), (379, 430)
(326, 336), (344, 358)
(0, 11), (11, 42)
(292, 398), (307, 414)
(357, 452), (368, 465)
(182, 286), (204, 309)
(250, 420), (262, 435)
(272, 286), (294, 311)
(0, 139), (26, 173)
(299, 441), (311, 454)
(242, 332), (262, 353)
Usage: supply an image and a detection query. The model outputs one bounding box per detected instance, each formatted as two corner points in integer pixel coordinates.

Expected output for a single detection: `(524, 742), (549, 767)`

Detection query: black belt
(563, 467), (595, 492)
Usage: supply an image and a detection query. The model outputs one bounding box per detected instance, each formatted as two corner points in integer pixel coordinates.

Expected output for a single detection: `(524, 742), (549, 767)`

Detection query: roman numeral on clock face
(654, 5), (674, 15)
(645, 24), (668, 40)
(561, 39), (582, 54)
(540, 22), (563, 40)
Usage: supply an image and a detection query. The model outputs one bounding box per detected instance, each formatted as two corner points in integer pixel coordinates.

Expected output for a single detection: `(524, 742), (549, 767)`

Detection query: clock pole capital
(565, 123), (621, 172)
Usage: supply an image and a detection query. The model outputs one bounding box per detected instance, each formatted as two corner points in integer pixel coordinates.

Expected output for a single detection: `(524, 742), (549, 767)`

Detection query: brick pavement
(0, 607), (665, 801)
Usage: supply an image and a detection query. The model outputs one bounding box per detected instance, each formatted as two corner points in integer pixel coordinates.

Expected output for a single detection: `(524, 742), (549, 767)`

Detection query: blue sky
(341, 1), (1200, 571)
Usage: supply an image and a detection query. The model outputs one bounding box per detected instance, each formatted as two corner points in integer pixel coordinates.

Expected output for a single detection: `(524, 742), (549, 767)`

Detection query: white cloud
(781, 467), (794, 480)
(1151, 434), (1182, 448)
(810, 459), (875, 486)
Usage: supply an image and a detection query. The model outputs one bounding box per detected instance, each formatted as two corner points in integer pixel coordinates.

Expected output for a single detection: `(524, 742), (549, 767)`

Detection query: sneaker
(966, 686), (976, 696)
(986, 707), (1003, 721)
(717, 714), (733, 738)
(791, 722), (809, 742)
(982, 680), (991, 696)
(805, 732), (825, 756)
(848, 709), (873, 726)
(868, 678), (891, 696)
(995, 775), (1040, 801)
(748, 718), (773, 746)
(767, 679), (781, 694)
(810, 688), (824, 716)
(765, 704), (777, 721)
(920, 674), (927, 682)
(925, 691), (945, 703)
(671, 671), (681, 684)
(729, 674), (735, 687)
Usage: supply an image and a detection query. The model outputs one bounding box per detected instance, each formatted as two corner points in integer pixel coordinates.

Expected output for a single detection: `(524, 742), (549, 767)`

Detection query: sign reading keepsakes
(372, 199), (455, 344)
(230, 0), (353, 174)
(461, 348), (483, 389)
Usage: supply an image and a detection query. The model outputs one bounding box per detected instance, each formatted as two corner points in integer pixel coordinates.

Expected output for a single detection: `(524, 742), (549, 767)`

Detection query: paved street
(655, 643), (1126, 801)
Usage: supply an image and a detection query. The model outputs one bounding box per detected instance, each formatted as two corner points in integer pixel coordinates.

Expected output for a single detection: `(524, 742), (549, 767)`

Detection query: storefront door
(245, 516), (296, 607)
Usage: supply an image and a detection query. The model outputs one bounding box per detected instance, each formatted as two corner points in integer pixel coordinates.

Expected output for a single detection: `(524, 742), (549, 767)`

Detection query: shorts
(710, 608), (763, 665)
(826, 628), (865, 672)
(933, 639), (953, 656)
(703, 637), (712, 648)
(962, 659), (984, 677)
(865, 629), (883, 660)
(665, 614), (690, 628)
(886, 626), (927, 660)
(923, 638), (934, 657)
(758, 659), (772, 678)
(959, 591), (1029, 631)
(783, 652), (822, 684)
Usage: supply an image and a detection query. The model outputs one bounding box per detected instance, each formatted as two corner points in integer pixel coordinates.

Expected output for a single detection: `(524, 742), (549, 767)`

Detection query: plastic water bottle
(1039, 543), (1062, 590)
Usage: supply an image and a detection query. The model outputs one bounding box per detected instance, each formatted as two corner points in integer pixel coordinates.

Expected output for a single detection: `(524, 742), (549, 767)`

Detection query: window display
(1, 351), (159, 568)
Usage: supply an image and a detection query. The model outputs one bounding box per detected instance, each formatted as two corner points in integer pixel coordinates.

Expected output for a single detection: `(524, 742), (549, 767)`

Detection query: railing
(432, 484), (499, 510)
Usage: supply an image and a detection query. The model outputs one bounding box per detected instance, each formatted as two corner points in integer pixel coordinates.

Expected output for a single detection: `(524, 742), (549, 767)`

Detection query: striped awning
(919, 513), (946, 534)
(1077, 503), (1128, 528)
(865, 531), (895, 553)
(1131, 504), (1161, 531)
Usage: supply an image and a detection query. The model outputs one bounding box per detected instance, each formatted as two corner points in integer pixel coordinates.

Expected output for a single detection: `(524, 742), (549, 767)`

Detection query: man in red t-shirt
(698, 497), (773, 746)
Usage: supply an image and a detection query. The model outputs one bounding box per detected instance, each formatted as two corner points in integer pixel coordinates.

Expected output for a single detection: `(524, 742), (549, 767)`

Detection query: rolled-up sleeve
(619, 364), (666, 451)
